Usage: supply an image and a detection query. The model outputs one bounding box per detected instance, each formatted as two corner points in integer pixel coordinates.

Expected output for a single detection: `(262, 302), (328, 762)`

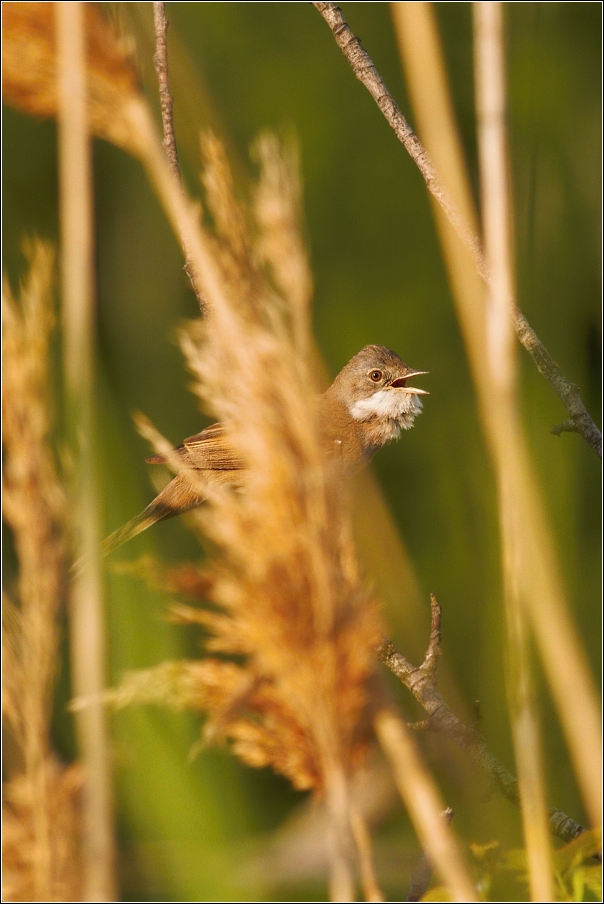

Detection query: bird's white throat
(349, 389), (423, 432)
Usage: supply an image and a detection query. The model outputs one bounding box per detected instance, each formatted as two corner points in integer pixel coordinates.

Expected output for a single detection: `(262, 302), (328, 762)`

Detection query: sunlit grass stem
(56, 4), (115, 899)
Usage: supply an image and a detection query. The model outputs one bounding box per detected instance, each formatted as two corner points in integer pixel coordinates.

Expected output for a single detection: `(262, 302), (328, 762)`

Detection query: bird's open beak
(390, 371), (429, 395)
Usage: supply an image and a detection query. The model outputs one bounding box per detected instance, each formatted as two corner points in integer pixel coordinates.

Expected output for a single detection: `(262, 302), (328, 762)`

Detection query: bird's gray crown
(329, 345), (416, 402)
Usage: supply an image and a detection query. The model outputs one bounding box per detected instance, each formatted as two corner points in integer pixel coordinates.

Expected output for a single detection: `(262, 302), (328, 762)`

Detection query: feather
(145, 422), (246, 471)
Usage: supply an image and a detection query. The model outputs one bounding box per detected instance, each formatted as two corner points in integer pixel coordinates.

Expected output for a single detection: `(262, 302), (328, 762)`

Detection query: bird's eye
(370, 370), (383, 382)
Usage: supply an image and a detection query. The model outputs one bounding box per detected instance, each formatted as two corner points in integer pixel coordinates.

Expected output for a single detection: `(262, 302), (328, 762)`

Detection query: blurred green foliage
(423, 827), (602, 901)
(2, 3), (600, 901)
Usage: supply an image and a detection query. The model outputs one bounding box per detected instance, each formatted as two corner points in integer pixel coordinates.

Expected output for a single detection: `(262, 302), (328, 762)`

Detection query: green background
(3, 3), (601, 900)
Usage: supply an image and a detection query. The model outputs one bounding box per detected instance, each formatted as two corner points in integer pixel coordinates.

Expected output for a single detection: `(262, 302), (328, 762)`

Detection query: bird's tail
(101, 470), (210, 559)
(100, 506), (170, 558)
(71, 497), (181, 577)
(71, 471), (209, 575)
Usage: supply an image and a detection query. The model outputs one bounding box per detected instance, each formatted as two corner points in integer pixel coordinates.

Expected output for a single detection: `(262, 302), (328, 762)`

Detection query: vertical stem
(323, 757), (356, 902)
(375, 708), (477, 902)
(474, 5), (553, 899)
(349, 804), (384, 902)
(56, 4), (116, 900)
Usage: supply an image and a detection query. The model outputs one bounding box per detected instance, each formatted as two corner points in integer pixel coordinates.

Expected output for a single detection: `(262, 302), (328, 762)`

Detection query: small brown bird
(102, 345), (428, 556)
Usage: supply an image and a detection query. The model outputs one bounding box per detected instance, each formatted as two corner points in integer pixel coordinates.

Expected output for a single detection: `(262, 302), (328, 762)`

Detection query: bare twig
(512, 320), (601, 453)
(312, 1), (485, 278)
(152, 1), (208, 314)
(407, 808), (454, 902)
(511, 307), (601, 456)
(377, 597), (585, 845)
(313, 1), (601, 457)
(551, 419), (581, 438)
(153, 1), (180, 179)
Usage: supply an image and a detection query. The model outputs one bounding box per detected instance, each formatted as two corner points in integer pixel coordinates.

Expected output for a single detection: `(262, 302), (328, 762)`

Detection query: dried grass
(2, 241), (82, 901)
(169, 136), (384, 796)
(2, 758), (84, 904)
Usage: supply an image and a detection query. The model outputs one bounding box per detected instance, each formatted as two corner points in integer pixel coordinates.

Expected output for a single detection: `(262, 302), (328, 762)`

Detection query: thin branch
(312, 1), (485, 278)
(377, 595), (585, 845)
(511, 312), (603, 455)
(313, 2), (601, 458)
(512, 312), (600, 457)
(407, 808), (454, 902)
(153, 1), (180, 179)
(152, 1), (208, 314)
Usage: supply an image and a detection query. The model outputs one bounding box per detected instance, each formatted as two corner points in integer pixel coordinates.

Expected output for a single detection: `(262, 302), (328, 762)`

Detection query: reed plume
(178, 135), (382, 786)
(2, 1), (140, 154)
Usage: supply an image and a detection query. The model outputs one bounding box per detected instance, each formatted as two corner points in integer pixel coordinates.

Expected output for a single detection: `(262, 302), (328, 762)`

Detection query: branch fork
(378, 594), (585, 845)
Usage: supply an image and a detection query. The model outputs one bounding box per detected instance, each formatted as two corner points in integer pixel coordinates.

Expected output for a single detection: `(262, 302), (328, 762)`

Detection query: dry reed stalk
(2, 754), (84, 903)
(55, 4), (115, 899)
(474, 6), (553, 899)
(349, 804), (385, 902)
(3, 32), (141, 889)
(406, 807), (454, 902)
(392, 1), (601, 832)
(375, 710), (477, 902)
(2, 241), (83, 902)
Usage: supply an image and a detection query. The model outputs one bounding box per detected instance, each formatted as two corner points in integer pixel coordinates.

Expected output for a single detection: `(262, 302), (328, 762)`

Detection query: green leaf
(555, 828), (602, 875)
(470, 840), (500, 860)
(582, 864), (603, 899)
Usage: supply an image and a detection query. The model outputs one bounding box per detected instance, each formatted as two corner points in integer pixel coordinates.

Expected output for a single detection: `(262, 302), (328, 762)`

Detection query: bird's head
(330, 345), (428, 433)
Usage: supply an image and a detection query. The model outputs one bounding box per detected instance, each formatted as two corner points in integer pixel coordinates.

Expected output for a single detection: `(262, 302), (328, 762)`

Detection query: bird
(101, 345), (428, 557)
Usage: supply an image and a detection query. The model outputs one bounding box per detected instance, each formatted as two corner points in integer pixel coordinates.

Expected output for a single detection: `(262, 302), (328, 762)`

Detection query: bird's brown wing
(145, 421), (246, 471)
